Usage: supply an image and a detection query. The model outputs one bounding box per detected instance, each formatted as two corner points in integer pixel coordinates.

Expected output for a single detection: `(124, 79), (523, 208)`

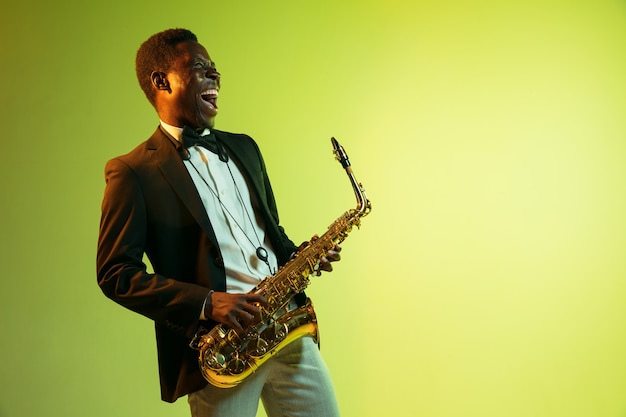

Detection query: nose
(207, 69), (220, 88)
(207, 68), (220, 81)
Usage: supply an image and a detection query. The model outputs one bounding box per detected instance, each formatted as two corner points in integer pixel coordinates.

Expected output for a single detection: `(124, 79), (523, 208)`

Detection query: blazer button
(214, 257), (224, 267)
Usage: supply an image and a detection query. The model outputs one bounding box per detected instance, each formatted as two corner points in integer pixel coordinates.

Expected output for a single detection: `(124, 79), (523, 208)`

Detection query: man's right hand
(207, 292), (269, 333)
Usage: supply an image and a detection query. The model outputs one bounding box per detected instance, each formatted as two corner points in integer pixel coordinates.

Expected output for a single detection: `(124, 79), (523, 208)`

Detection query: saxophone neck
(356, 183), (372, 217)
(332, 137), (371, 218)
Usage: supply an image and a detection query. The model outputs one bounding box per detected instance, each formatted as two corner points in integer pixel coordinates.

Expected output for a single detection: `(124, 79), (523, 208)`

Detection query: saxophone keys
(261, 322), (288, 345)
(226, 352), (247, 375)
(202, 349), (227, 370)
(246, 336), (269, 357)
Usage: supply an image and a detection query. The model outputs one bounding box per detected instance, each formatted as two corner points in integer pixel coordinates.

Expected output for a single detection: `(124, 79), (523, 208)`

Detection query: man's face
(162, 41), (221, 129)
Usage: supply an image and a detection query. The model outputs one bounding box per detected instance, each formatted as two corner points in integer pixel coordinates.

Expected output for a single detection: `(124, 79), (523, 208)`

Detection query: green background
(1, 1), (625, 416)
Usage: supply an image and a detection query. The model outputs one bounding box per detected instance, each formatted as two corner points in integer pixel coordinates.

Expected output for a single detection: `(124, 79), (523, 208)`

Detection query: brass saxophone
(190, 137), (371, 388)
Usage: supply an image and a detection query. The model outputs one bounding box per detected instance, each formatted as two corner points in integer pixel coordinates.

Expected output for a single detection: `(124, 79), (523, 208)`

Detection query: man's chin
(198, 115), (216, 130)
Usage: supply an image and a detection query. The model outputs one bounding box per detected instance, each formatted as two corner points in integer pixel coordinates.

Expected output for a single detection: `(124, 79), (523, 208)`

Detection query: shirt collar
(160, 120), (211, 142)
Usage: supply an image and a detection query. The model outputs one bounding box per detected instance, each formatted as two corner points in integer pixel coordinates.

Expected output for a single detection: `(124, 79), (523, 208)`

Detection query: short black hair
(135, 28), (198, 106)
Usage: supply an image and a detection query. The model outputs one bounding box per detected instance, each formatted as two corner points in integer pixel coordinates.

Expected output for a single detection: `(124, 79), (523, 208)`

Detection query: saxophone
(190, 137), (371, 388)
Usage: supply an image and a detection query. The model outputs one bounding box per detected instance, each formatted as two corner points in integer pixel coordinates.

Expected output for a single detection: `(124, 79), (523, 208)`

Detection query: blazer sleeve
(96, 157), (208, 338)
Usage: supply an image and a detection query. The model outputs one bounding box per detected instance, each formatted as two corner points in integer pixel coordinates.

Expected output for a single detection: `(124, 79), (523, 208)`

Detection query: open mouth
(201, 88), (219, 109)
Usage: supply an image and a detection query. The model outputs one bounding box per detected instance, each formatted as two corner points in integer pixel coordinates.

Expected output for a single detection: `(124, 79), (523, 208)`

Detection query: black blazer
(97, 126), (298, 402)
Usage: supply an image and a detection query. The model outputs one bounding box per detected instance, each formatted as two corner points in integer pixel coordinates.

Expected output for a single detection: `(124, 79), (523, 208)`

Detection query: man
(97, 28), (341, 416)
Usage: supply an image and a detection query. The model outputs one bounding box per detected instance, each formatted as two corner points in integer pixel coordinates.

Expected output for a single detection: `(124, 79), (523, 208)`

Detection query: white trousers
(188, 337), (341, 417)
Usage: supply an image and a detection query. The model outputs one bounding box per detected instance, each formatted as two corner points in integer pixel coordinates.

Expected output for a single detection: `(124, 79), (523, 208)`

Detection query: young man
(97, 28), (341, 416)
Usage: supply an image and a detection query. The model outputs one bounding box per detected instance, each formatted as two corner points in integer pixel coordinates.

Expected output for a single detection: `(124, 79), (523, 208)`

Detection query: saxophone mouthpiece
(331, 137), (351, 169)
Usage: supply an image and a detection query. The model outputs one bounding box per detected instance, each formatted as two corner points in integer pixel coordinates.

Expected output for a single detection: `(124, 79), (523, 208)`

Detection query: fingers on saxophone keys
(319, 251), (340, 273)
(230, 312), (248, 333)
(248, 294), (269, 310)
(327, 249), (341, 262)
(233, 306), (261, 332)
(319, 257), (333, 273)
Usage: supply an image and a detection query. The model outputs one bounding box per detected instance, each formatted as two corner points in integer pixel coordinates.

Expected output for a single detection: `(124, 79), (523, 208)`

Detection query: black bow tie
(182, 126), (218, 152)
(182, 126), (229, 162)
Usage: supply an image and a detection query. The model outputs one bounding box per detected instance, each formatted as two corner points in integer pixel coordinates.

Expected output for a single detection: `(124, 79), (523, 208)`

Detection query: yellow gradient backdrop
(1, 1), (625, 416)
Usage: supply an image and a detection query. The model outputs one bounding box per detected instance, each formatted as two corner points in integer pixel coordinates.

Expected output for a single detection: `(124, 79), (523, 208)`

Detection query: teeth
(201, 89), (219, 98)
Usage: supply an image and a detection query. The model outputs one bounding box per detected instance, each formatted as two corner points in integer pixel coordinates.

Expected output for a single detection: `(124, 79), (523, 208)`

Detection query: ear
(150, 71), (171, 92)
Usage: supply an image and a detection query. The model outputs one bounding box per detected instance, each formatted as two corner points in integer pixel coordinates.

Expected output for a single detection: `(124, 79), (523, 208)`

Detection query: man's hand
(301, 234), (342, 275)
(207, 292), (269, 333)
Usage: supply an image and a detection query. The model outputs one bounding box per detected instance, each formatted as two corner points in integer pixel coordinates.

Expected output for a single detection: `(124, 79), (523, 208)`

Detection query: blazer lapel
(216, 131), (267, 208)
(147, 128), (220, 246)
